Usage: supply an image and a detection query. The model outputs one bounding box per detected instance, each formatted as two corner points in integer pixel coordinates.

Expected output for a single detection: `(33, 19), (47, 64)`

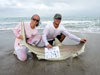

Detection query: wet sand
(0, 30), (100, 75)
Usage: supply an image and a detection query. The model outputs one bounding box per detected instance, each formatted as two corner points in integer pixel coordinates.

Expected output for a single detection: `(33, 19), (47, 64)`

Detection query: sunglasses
(32, 18), (39, 22)
(55, 18), (61, 20)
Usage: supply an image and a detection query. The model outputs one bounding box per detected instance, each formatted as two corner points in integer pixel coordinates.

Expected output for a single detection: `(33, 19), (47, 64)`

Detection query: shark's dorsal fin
(54, 38), (62, 46)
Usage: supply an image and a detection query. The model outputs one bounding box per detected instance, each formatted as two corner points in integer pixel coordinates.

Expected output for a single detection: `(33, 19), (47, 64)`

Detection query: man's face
(54, 19), (61, 25)
(31, 15), (40, 27)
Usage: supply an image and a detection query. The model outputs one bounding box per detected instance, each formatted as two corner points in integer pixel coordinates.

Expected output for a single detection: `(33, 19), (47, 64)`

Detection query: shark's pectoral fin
(54, 38), (62, 46)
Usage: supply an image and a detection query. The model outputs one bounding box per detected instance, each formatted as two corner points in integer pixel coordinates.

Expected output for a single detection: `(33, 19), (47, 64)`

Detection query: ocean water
(0, 16), (100, 33)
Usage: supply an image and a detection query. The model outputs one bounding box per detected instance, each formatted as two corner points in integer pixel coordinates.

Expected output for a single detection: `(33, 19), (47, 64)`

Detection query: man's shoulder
(45, 22), (53, 28)
(59, 24), (66, 29)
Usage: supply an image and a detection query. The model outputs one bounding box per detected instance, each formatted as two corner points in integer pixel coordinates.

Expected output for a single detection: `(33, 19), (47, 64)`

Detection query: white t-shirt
(42, 22), (81, 46)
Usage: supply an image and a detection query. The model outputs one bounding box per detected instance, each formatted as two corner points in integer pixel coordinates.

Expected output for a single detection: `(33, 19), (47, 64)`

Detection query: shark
(20, 22), (85, 61)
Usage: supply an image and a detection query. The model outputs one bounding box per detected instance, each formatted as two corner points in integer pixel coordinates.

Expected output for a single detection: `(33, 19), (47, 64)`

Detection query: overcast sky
(0, 0), (100, 17)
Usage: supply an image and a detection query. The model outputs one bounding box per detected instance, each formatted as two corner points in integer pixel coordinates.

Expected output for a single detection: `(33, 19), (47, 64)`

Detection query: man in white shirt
(42, 13), (87, 48)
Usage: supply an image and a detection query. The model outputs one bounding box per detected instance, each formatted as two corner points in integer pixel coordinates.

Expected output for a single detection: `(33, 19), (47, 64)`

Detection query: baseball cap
(54, 13), (62, 20)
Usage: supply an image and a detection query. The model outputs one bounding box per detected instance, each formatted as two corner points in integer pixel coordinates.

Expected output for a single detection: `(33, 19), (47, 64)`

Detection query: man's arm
(42, 26), (53, 48)
(62, 27), (87, 43)
(13, 24), (24, 40)
(62, 27), (81, 42)
(42, 26), (50, 44)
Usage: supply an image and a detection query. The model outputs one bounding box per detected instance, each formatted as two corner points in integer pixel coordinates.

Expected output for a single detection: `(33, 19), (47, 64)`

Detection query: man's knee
(56, 33), (66, 42)
(18, 55), (27, 61)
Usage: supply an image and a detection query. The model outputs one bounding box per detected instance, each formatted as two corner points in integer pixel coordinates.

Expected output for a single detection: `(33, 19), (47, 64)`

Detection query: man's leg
(15, 46), (28, 61)
(48, 39), (55, 46)
(56, 33), (66, 42)
(48, 33), (65, 46)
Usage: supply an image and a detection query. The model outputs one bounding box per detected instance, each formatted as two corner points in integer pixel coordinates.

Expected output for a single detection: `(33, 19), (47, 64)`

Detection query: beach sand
(0, 30), (100, 75)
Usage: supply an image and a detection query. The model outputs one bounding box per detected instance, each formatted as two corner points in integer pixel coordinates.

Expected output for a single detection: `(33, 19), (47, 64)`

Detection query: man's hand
(80, 39), (87, 43)
(46, 44), (53, 48)
(18, 35), (24, 40)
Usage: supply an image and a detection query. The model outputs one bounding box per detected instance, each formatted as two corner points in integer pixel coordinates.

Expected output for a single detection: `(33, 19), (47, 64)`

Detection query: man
(13, 14), (41, 61)
(42, 13), (87, 48)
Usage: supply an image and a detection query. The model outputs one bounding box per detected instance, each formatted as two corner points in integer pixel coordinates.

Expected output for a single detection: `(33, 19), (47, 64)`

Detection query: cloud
(0, 0), (100, 17)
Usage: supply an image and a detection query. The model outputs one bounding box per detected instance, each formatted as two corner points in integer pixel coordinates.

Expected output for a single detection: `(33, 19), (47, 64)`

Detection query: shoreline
(1, 29), (100, 34)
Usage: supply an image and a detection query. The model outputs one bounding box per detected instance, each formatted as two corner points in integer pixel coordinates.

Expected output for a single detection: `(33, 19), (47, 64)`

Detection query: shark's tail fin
(54, 38), (62, 46)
